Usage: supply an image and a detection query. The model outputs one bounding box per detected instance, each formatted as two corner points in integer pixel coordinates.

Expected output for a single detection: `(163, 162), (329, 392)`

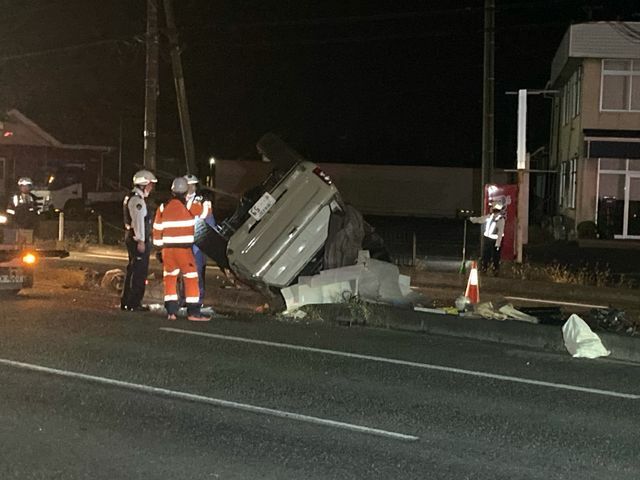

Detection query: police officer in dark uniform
(120, 169), (157, 311)
(6, 177), (39, 230)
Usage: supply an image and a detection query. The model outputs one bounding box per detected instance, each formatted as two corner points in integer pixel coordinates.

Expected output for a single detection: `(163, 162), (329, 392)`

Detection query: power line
(179, 1), (589, 32)
(0, 35), (141, 63)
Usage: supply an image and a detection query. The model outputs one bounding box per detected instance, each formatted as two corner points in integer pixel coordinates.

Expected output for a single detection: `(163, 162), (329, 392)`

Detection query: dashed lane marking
(0, 357), (419, 442)
(161, 327), (640, 401)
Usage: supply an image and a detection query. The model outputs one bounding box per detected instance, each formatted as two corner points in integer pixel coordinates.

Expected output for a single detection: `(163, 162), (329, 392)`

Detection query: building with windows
(549, 22), (640, 239)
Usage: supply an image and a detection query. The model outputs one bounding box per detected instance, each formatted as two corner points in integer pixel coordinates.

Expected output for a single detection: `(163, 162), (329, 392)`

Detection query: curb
(309, 303), (640, 363)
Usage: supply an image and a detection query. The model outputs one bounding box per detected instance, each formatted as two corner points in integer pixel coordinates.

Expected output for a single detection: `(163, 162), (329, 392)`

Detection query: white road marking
(0, 357), (418, 442)
(161, 328), (640, 401)
(504, 296), (608, 309)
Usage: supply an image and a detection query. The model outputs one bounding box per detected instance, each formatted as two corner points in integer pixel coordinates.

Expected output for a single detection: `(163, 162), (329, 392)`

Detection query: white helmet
(132, 169), (158, 186)
(171, 176), (189, 194)
(184, 174), (199, 185)
(17, 177), (33, 186)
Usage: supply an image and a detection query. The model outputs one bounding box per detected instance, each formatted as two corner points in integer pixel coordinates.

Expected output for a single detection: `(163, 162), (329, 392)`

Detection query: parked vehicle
(30, 164), (123, 218)
(0, 213), (68, 294)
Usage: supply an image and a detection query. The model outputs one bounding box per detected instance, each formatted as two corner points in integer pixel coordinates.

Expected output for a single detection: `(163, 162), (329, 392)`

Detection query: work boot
(167, 313), (177, 321)
(187, 313), (211, 322)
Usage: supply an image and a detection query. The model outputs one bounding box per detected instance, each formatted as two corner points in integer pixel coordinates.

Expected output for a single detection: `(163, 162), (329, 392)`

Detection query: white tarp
(562, 314), (611, 359)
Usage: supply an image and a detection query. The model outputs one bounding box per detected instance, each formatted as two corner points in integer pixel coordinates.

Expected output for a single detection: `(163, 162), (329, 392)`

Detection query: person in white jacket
(470, 202), (506, 273)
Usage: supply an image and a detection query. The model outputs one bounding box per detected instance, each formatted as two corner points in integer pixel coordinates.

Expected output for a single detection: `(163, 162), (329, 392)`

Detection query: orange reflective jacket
(153, 198), (196, 248)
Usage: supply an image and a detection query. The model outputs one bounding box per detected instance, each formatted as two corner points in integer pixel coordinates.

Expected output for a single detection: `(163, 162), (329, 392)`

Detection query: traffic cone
(464, 261), (480, 304)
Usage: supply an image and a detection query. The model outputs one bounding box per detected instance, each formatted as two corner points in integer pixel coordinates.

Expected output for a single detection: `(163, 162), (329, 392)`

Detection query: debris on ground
(101, 268), (125, 291)
(562, 314), (611, 358)
(586, 308), (637, 336)
(473, 300), (539, 323)
(280, 250), (429, 314)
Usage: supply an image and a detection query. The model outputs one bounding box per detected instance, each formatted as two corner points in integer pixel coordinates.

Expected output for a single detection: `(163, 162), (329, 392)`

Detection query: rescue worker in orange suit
(6, 177), (39, 230)
(470, 202), (506, 274)
(120, 169), (157, 312)
(153, 177), (210, 322)
(184, 174), (215, 307)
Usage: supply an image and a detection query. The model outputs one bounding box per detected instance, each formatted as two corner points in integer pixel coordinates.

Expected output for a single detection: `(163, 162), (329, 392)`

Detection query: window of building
(562, 84), (569, 125)
(601, 59), (640, 111)
(559, 68), (583, 125)
(573, 66), (582, 118)
(559, 158), (577, 208)
(597, 158), (640, 238)
(599, 158), (627, 170)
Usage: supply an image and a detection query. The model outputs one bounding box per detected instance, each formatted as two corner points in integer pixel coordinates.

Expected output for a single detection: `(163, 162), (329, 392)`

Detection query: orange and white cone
(464, 261), (480, 304)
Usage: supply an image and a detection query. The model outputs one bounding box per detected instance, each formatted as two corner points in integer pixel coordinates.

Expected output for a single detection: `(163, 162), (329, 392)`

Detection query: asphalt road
(1, 264), (639, 479)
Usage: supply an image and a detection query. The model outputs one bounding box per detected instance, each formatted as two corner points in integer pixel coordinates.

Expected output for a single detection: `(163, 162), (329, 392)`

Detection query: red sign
(484, 184), (518, 261)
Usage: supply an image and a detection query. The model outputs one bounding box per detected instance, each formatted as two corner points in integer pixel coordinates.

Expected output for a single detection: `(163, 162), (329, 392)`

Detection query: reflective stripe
(153, 223), (164, 230)
(185, 297), (200, 303)
(160, 219), (195, 228)
(159, 204), (164, 212)
(153, 239), (164, 246)
(183, 272), (198, 279)
(162, 235), (195, 244)
(6, 209), (15, 215)
(163, 269), (180, 277)
(164, 294), (179, 301)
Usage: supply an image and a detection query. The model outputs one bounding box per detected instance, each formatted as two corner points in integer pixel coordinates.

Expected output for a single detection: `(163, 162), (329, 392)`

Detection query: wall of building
(552, 70), (584, 167)
(213, 160), (507, 219)
(577, 158), (598, 225)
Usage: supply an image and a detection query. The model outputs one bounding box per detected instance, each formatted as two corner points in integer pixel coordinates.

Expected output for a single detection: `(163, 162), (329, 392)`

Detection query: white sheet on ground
(562, 314), (611, 359)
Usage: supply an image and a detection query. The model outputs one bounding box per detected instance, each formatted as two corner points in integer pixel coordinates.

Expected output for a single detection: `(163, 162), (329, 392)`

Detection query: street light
(208, 157), (216, 187)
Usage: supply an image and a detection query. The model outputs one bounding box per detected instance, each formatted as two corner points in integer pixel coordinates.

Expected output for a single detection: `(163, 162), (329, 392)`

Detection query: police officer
(6, 177), (39, 230)
(184, 174), (215, 307)
(470, 202), (506, 274)
(120, 169), (157, 311)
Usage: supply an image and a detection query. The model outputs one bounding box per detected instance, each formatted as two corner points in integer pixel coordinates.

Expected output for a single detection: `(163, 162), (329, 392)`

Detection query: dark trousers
(193, 246), (207, 304)
(480, 237), (501, 273)
(121, 236), (150, 308)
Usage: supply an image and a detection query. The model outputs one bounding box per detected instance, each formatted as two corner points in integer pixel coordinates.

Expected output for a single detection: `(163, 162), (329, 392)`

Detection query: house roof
(0, 109), (112, 152)
(550, 21), (640, 86)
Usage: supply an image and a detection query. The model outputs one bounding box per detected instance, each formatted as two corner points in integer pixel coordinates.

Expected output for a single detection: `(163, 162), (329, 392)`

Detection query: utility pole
(481, 0), (495, 201)
(163, 0), (197, 175)
(143, 0), (159, 171)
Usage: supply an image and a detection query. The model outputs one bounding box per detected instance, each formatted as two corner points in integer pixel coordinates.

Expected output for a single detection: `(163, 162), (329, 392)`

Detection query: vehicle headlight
(22, 252), (38, 265)
(0, 214), (7, 224)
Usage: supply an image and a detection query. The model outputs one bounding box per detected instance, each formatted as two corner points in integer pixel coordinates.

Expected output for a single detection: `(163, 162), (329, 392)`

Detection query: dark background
(0, 0), (638, 177)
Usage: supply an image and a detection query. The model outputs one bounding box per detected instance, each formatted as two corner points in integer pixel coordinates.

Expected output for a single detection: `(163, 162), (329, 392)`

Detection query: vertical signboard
(484, 184), (518, 260)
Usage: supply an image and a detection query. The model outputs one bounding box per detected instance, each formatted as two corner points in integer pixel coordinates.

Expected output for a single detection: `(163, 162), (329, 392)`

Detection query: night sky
(1, 0), (638, 177)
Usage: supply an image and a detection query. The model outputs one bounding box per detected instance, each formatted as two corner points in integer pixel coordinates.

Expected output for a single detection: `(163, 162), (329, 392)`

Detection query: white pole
(517, 89), (527, 170)
(58, 212), (65, 242)
(516, 89), (528, 263)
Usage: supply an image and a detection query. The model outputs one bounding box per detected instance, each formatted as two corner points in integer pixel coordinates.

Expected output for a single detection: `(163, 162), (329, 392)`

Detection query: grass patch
(506, 261), (637, 289)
